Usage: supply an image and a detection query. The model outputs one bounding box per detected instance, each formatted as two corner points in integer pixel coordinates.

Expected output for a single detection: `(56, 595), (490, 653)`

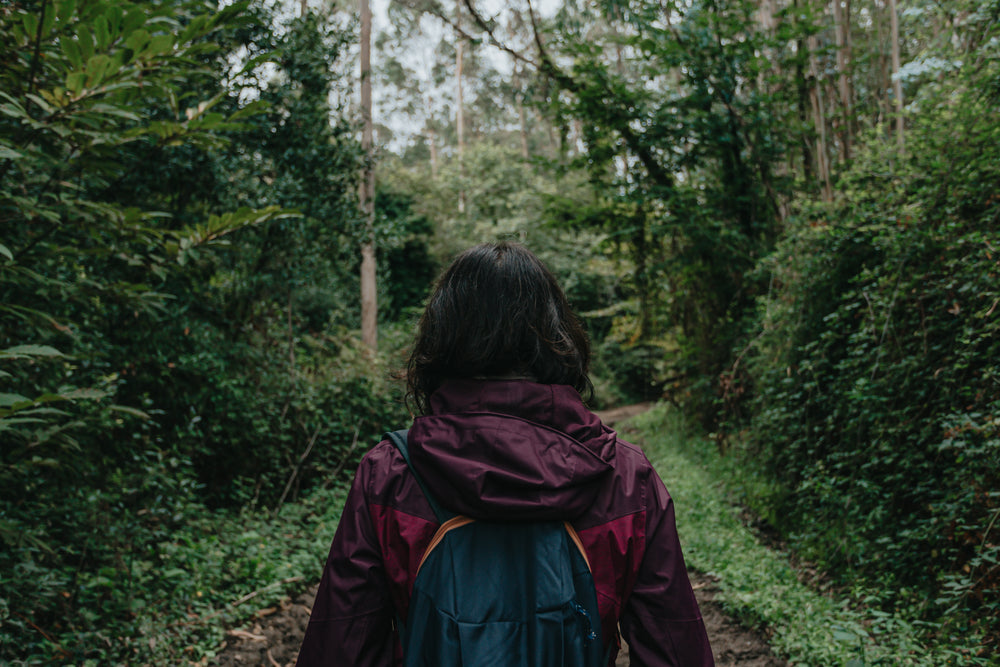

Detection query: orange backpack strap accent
(563, 521), (592, 571)
(417, 516), (476, 574)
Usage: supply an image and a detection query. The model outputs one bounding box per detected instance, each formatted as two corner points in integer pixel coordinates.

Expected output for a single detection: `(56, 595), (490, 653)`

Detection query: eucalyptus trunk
(427, 122), (439, 179)
(887, 0), (904, 152)
(360, 0), (377, 351)
(831, 0), (853, 161)
(455, 0), (466, 214)
(514, 65), (529, 159)
(808, 35), (833, 201)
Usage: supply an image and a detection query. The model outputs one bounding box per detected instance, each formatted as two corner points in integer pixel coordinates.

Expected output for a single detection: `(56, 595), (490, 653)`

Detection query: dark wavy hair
(406, 241), (592, 414)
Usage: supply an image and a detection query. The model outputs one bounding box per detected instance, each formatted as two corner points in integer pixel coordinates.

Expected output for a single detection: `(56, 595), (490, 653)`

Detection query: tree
(0, 0), (287, 493)
(887, 0), (904, 151)
(455, 0), (467, 213)
(445, 0), (790, 415)
(0, 2), (407, 660)
(830, 0), (854, 161)
(360, 0), (378, 350)
(736, 0), (1000, 645)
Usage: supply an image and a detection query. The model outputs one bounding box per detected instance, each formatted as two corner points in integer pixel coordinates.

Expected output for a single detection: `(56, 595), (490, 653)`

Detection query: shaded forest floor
(212, 571), (786, 667)
(213, 405), (787, 667)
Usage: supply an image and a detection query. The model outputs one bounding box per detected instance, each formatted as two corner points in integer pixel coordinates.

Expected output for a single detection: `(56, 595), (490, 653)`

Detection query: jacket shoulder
(612, 436), (661, 482)
(572, 436), (662, 530)
(359, 438), (439, 524)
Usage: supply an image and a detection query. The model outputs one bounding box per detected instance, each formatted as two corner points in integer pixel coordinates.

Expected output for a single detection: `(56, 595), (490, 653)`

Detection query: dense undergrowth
(634, 406), (993, 666)
(0, 2), (414, 662)
(1, 474), (351, 665)
(726, 52), (1000, 649)
(0, 334), (408, 664)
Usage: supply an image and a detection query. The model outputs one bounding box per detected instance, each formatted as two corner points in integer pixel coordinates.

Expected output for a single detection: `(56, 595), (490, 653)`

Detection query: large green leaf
(0, 393), (30, 407)
(0, 345), (65, 359)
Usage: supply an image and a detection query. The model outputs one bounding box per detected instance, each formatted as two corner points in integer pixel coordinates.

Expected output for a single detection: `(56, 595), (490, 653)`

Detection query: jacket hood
(406, 379), (617, 521)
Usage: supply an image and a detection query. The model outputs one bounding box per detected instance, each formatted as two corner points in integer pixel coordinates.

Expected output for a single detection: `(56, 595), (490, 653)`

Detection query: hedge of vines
(741, 51), (999, 647)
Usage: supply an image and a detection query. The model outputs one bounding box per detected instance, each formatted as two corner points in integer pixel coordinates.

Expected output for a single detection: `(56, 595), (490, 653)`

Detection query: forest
(0, 0), (997, 664)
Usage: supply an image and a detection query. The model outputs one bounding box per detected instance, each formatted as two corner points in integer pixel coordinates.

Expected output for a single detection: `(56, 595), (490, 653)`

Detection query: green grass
(629, 404), (992, 667)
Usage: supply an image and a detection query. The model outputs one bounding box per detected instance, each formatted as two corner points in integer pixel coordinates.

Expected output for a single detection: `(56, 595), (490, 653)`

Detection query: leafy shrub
(0, 2), (415, 663)
(634, 405), (991, 665)
(739, 51), (1000, 646)
(0, 459), (353, 665)
(594, 338), (674, 403)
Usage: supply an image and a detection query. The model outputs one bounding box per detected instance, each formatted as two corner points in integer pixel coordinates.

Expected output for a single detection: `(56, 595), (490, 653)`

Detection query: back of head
(407, 241), (592, 414)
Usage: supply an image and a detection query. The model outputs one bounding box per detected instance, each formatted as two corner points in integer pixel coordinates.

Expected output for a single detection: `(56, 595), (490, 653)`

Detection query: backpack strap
(385, 429), (454, 523)
(417, 516), (476, 574)
(563, 521), (592, 571)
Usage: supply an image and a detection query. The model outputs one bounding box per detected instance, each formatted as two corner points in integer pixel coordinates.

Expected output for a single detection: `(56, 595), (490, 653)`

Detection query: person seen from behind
(296, 241), (714, 666)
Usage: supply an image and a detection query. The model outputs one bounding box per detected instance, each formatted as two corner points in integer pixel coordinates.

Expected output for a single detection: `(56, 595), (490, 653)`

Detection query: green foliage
(0, 461), (352, 664)
(379, 189), (438, 321)
(738, 32), (1000, 647)
(515, 0), (795, 422)
(0, 1), (416, 663)
(384, 137), (664, 405)
(0, 0), (284, 529)
(634, 405), (991, 665)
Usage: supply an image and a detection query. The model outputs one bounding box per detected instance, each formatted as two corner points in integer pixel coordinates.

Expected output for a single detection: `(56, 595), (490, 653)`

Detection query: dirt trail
(213, 405), (786, 666)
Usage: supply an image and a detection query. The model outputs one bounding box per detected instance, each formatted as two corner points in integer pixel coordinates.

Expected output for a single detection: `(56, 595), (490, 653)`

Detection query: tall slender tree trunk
(290, 0), (307, 368)
(796, 67), (813, 178)
(518, 101), (529, 159)
(831, 0), (853, 161)
(612, 14), (625, 77)
(424, 93), (439, 179)
(887, 0), (904, 152)
(359, 0), (377, 352)
(427, 124), (439, 179)
(758, 0), (774, 35)
(808, 36), (833, 201)
(455, 0), (466, 214)
(758, 0), (790, 221)
(873, 0), (888, 125)
(757, 0), (778, 86)
(514, 65), (529, 159)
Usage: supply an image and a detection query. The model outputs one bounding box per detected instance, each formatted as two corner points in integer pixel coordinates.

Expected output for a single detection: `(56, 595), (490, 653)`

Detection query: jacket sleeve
(619, 471), (714, 667)
(296, 456), (395, 667)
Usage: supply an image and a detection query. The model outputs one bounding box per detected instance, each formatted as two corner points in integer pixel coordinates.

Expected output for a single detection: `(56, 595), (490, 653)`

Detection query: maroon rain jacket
(296, 379), (714, 666)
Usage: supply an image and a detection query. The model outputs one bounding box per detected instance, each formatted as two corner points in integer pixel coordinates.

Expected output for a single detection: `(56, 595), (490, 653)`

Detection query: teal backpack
(386, 430), (609, 667)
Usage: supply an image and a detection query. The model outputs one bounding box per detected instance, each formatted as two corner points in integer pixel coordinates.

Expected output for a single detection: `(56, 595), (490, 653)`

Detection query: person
(295, 241), (714, 666)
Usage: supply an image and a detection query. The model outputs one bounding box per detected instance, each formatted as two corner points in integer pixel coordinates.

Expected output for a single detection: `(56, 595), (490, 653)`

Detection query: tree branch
(459, 0), (674, 190)
(24, 0), (50, 105)
(453, 0), (540, 70)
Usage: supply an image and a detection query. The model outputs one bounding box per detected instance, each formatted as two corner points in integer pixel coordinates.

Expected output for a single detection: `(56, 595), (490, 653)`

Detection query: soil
(212, 405), (787, 666)
(687, 572), (787, 667)
(594, 402), (655, 427)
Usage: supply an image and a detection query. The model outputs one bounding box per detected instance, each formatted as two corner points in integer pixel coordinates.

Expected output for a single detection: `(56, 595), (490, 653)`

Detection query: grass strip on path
(629, 405), (989, 667)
